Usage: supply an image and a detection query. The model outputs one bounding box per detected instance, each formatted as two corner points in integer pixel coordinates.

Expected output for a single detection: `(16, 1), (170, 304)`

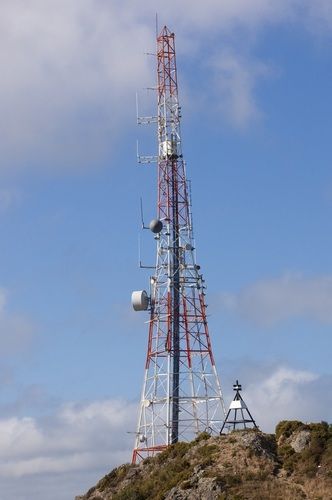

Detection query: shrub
(156, 441), (191, 464)
(275, 421), (304, 441)
(200, 444), (219, 458)
(195, 431), (211, 442)
(97, 464), (133, 492)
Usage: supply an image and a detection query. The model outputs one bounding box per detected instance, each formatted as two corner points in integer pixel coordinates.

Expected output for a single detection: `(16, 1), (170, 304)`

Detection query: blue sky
(0, 1), (332, 499)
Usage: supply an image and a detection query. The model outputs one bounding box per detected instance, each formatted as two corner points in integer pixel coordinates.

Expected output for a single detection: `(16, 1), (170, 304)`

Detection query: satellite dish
(149, 219), (163, 234)
(131, 290), (149, 311)
(139, 434), (147, 443)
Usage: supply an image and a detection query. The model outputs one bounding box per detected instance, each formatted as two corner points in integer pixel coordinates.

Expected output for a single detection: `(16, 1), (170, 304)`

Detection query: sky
(0, 0), (332, 498)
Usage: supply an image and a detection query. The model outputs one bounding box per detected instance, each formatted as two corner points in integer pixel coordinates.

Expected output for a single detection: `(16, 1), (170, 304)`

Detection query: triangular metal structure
(220, 380), (257, 433)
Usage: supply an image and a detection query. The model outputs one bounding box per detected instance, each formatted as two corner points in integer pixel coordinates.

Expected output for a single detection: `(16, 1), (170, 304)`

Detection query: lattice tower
(132, 26), (225, 464)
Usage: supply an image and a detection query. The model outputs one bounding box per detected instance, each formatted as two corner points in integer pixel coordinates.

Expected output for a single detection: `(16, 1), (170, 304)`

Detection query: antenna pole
(132, 26), (225, 464)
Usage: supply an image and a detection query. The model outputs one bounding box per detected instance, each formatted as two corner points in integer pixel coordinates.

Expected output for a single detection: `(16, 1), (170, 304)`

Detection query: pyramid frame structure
(220, 380), (257, 433)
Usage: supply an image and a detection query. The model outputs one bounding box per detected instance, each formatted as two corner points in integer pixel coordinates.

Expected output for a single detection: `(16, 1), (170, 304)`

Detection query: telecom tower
(131, 26), (225, 463)
(220, 381), (257, 433)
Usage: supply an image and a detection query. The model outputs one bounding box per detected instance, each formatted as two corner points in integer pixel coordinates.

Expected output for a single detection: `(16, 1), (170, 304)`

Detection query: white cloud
(0, 398), (136, 499)
(0, 370), (329, 498)
(0, 0), (331, 174)
(220, 273), (332, 326)
(0, 384), (59, 419)
(146, 0), (332, 35)
(0, 399), (136, 476)
(0, 0), (153, 173)
(135, 0), (300, 33)
(243, 366), (331, 432)
(208, 50), (274, 127)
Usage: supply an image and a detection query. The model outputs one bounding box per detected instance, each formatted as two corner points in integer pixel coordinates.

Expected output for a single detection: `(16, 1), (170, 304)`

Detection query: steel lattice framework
(132, 26), (225, 464)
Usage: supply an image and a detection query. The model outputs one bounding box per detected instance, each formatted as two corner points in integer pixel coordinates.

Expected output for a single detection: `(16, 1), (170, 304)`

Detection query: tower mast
(132, 26), (225, 463)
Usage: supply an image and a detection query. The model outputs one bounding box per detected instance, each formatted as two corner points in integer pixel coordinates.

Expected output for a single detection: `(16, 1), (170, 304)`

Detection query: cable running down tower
(132, 26), (225, 463)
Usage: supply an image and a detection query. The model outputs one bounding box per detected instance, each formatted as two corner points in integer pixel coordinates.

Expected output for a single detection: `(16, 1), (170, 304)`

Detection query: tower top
(159, 25), (173, 37)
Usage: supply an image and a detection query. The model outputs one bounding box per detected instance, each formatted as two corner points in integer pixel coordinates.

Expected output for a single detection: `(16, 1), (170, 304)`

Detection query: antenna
(140, 197), (149, 229)
(138, 232), (156, 270)
(131, 26), (225, 464)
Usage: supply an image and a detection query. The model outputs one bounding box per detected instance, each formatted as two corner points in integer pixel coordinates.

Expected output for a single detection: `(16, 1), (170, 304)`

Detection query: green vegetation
(277, 421), (332, 477)
(155, 440), (192, 464)
(113, 441), (196, 500)
(79, 421), (332, 500)
(95, 464), (133, 493)
(194, 431), (211, 442)
(276, 420), (305, 441)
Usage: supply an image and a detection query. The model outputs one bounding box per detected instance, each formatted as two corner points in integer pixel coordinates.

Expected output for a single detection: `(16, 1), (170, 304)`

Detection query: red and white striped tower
(131, 26), (225, 463)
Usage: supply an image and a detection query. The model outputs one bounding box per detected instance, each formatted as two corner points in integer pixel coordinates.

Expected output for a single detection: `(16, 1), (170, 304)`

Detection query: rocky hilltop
(76, 421), (332, 500)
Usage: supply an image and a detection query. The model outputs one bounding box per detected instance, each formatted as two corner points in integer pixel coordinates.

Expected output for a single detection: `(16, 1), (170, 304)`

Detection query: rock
(165, 477), (221, 500)
(240, 431), (277, 460)
(290, 430), (311, 453)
